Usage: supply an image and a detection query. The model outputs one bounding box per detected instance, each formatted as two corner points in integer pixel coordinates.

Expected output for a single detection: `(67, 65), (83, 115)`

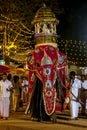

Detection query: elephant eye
(35, 48), (44, 59)
(48, 46), (54, 51)
(46, 46), (57, 57)
(46, 46), (54, 52)
(35, 48), (42, 54)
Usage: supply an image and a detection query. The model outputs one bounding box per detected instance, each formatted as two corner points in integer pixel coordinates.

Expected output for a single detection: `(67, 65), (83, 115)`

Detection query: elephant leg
(51, 111), (57, 123)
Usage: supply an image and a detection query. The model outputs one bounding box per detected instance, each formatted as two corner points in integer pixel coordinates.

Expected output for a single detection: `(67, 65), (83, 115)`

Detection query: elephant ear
(27, 51), (35, 70)
(27, 51), (36, 94)
(28, 70), (36, 94)
(58, 51), (67, 68)
(58, 51), (67, 89)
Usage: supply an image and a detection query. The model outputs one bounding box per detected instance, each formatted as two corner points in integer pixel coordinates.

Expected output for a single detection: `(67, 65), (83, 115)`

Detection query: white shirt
(22, 79), (28, 86)
(82, 80), (87, 89)
(70, 78), (81, 100)
(0, 79), (13, 97)
(22, 79), (28, 92)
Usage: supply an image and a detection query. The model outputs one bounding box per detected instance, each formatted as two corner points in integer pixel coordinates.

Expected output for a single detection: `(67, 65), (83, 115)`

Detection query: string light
(57, 39), (87, 66)
(0, 14), (87, 66)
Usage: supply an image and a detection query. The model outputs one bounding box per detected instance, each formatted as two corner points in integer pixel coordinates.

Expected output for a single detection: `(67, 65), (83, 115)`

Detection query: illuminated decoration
(0, 14), (34, 64)
(57, 39), (87, 67)
(0, 8), (87, 67)
(5, 42), (17, 56)
(32, 3), (59, 46)
(0, 60), (5, 65)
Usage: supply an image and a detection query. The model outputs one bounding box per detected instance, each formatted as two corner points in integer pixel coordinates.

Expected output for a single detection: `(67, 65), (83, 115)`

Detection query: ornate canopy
(32, 4), (58, 24)
(32, 4), (59, 47)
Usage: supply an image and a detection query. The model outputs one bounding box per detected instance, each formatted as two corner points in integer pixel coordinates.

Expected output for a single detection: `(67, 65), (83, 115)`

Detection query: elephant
(26, 44), (66, 122)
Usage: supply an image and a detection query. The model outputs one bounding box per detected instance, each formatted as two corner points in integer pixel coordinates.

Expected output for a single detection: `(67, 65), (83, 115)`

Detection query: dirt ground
(0, 108), (87, 130)
(0, 119), (87, 130)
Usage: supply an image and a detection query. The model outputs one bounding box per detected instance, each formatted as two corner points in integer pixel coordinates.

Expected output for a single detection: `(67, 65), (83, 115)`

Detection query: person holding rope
(80, 74), (87, 115)
(69, 71), (81, 120)
(63, 76), (70, 110)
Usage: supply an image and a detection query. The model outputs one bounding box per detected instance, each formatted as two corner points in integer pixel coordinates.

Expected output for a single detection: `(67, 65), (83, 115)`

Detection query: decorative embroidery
(43, 67), (51, 76)
(45, 80), (52, 88)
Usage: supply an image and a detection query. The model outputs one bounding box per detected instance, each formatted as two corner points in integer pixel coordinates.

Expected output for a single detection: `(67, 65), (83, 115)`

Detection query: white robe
(0, 79), (13, 118)
(70, 78), (81, 118)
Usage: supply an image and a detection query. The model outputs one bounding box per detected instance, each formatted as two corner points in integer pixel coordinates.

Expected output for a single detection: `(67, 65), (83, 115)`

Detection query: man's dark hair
(7, 73), (12, 80)
(81, 74), (85, 77)
(69, 71), (76, 76)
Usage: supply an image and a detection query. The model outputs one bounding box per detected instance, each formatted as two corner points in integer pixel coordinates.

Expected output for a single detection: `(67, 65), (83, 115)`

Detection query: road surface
(0, 108), (87, 130)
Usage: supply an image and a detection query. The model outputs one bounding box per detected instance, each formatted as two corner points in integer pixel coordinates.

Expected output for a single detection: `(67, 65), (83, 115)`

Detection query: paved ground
(0, 107), (87, 130)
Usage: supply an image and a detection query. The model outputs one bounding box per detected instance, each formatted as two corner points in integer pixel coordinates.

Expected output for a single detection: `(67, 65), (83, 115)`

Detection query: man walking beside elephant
(69, 71), (81, 120)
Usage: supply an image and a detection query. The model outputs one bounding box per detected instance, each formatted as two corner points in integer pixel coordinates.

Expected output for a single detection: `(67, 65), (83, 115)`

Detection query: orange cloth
(63, 81), (70, 109)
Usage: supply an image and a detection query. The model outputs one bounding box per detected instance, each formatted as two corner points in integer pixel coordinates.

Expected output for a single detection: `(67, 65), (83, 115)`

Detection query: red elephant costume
(26, 44), (67, 120)
(25, 4), (67, 121)
(27, 44), (58, 116)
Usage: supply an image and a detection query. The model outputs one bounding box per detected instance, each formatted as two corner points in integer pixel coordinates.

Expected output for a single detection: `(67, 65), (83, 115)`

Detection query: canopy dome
(32, 4), (58, 25)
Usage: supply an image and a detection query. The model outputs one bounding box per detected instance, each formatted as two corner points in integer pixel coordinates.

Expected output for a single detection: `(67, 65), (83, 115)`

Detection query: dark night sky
(55, 0), (87, 41)
(30, 0), (87, 41)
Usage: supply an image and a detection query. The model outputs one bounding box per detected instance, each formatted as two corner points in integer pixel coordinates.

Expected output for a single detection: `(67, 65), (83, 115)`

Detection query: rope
(60, 79), (84, 105)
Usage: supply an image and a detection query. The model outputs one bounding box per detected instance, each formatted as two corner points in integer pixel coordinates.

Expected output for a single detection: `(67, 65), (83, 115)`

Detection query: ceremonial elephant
(26, 44), (66, 122)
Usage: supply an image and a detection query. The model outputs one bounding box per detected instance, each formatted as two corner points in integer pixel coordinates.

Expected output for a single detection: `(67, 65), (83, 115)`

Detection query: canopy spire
(42, 0), (46, 7)
(43, 3), (46, 7)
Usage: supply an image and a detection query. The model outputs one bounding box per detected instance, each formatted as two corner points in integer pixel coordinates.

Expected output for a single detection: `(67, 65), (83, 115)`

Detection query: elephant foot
(51, 117), (57, 123)
(52, 118), (57, 123)
(51, 111), (57, 123)
(37, 117), (42, 122)
(30, 117), (37, 121)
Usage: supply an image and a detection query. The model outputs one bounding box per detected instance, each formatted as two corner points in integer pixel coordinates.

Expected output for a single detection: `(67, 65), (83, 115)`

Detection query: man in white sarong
(80, 74), (87, 115)
(0, 73), (13, 120)
(21, 77), (29, 103)
(0, 85), (2, 117)
(69, 71), (81, 120)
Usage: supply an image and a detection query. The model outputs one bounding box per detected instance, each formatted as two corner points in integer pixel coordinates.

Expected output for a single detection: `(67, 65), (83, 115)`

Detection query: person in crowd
(0, 83), (2, 118)
(63, 76), (70, 110)
(80, 74), (87, 115)
(7, 73), (13, 112)
(7, 73), (12, 81)
(21, 77), (29, 104)
(0, 74), (2, 80)
(12, 75), (21, 112)
(0, 73), (13, 120)
(85, 75), (87, 110)
(69, 71), (81, 120)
